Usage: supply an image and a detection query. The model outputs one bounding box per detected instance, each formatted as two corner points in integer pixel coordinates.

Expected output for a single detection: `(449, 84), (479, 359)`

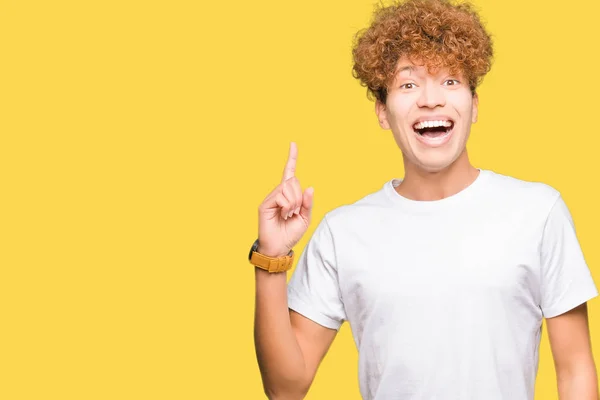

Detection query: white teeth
(413, 120), (453, 130)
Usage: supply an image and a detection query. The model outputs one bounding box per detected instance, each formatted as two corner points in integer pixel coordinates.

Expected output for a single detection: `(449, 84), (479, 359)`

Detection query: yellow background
(1, 0), (598, 398)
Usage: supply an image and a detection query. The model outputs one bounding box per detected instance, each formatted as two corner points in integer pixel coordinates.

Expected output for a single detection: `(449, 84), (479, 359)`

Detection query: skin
(547, 303), (599, 399)
(375, 57), (481, 202)
(255, 58), (598, 399)
(254, 142), (336, 399)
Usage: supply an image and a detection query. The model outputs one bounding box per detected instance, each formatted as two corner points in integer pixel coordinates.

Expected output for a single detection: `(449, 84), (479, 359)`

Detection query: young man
(250, 0), (599, 399)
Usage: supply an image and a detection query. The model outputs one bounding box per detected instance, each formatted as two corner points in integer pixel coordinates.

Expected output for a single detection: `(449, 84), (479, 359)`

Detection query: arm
(546, 302), (599, 400)
(254, 143), (343, 399)
(254, 268), (337, 400)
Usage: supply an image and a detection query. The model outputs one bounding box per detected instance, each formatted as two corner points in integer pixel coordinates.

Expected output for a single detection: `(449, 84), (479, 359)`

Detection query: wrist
(256, 246), (290, 258)
(250, 238), (295, 273)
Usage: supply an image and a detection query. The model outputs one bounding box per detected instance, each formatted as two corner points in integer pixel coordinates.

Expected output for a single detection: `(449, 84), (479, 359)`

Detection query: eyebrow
(396, 65), (414, 75)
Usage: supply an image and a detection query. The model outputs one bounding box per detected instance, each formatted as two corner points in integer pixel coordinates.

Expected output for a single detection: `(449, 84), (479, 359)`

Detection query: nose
(416, 82), (445, 109)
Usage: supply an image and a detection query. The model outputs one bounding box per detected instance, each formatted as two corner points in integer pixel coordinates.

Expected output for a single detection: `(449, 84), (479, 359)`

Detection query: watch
(248, 238), (295, 273)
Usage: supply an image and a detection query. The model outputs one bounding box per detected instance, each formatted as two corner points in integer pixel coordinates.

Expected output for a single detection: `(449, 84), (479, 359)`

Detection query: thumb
(299, 186), (314, 221)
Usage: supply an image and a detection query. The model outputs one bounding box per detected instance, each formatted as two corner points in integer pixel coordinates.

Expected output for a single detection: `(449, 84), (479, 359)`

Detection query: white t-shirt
(287, 169), (598, 400)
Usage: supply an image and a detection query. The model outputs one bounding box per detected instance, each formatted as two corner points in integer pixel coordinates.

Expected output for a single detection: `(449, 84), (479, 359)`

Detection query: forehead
(397, 64), (447, 77)
(395, 58), (463, 78)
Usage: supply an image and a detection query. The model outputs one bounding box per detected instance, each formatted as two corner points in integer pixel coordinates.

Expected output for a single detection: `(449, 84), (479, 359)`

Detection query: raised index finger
(281, 141), (298, 184)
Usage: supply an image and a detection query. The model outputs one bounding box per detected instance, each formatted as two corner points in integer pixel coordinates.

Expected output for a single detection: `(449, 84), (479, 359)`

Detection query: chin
(409, 138), (469, 174)
(411, 153), (463, 173)
(415, 162), (452, 173)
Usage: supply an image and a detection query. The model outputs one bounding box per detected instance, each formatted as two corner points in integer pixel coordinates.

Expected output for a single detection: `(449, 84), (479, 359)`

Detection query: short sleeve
(540, 195), (598, 318)
(287, 215), (346, 330)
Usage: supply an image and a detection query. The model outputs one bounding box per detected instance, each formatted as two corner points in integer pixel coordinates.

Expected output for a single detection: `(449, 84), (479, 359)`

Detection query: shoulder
(483, 169), (561, 216)
(321, 180), (393, 233)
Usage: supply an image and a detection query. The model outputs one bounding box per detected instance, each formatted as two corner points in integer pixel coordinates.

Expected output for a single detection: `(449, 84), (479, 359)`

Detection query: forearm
(254, 268), (308, 399)
(557, 363), (599, 400)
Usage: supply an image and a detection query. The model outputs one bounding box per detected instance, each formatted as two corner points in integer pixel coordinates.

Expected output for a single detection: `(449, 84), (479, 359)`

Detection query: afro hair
(352, 0), (494, 103)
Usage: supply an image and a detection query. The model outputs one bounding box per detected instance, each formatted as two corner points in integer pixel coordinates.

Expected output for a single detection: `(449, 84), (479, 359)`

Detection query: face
(375, 58), (479, 173)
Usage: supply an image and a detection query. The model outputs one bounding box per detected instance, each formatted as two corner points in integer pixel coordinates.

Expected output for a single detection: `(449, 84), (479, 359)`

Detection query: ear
(471, 92), (479, 124)
(375, 99), (390, 130)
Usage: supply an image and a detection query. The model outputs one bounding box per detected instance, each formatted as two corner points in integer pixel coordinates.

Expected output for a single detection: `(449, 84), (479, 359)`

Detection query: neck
(395, 150), (480, 201)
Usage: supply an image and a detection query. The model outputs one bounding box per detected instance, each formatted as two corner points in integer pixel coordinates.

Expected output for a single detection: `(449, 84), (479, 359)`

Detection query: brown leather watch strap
(250, 250), (295, 273)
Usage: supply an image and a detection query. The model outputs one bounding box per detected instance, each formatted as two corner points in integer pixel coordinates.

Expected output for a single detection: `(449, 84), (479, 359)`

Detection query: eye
(443, 79), (460, 86)
(400, 83), (416, 89)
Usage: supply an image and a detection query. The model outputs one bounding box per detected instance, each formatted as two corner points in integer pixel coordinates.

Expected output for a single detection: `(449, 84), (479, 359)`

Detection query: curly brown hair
(352, 0), (493, 103)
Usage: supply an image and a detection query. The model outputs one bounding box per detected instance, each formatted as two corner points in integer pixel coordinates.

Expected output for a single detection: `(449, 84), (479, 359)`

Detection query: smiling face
(376, 58), (479, 174)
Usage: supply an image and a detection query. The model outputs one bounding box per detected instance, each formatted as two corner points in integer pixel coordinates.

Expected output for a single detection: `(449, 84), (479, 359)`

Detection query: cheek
(385, 96), (413, 126)
(449, 92), (474, 115)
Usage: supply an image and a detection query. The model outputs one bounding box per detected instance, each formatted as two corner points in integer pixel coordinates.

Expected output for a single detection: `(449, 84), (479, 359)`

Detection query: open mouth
(412, 120), (454, 137)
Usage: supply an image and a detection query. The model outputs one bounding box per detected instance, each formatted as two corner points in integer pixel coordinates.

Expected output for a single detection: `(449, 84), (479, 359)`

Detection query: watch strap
(250, 249), (295, 273)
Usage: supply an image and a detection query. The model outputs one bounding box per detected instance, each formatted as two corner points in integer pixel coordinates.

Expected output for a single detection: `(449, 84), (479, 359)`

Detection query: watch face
(248, 239), (259, 261)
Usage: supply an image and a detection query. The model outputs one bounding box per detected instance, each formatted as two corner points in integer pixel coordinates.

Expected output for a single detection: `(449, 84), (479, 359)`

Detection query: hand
(257, 142), (315, 258)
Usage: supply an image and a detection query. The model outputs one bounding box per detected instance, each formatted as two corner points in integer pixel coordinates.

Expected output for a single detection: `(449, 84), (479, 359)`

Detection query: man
(250, 0), (599, 399)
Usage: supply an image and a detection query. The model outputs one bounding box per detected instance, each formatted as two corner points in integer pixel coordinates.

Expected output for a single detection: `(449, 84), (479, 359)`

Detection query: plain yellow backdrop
(0, 0), (598, 398)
